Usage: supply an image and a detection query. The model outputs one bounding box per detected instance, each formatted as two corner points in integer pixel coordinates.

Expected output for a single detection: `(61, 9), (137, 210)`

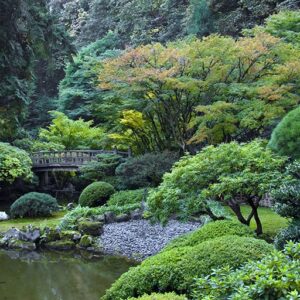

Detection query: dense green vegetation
(1, 2), (300, 300)
(102, 227), (272, 299)
(10, 192), (59, 218)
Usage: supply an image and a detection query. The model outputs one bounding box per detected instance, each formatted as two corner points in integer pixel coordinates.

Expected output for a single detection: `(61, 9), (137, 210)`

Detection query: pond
(0, 250), (134, 300)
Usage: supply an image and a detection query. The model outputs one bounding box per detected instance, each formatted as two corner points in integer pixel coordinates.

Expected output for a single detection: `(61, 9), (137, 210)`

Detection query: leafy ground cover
(0, 211), (66, 232)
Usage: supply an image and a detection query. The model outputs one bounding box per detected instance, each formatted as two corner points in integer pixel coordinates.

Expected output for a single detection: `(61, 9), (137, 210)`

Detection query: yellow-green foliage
(39, 111), (105, 150)
(0, 142), (32, 184)
(102, 235), (273, 300)
(128, 292), (187, 300)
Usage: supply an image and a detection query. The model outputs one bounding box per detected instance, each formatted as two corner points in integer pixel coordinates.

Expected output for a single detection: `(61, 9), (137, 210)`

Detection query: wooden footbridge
(31, 149), (131, 185)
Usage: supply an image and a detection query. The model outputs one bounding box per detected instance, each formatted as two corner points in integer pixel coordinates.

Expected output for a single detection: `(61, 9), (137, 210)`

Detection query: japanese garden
(0, 0), (300, 299)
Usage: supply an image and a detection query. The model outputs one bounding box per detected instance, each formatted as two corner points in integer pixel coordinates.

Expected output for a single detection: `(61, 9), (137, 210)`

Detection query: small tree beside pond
(148, 140), (288, 234)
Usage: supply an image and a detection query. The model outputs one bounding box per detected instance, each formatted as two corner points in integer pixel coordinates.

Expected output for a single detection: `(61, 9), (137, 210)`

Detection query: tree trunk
(248, 198), (263, 235)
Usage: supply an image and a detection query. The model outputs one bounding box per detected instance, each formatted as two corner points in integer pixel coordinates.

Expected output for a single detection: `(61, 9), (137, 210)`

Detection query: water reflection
(0, 250), (134, 300)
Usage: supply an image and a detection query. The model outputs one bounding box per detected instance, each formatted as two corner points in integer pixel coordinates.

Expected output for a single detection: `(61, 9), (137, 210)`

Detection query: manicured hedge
(102, 235), (273, 300)
(107, 189), (145, 206)
(10, 192), (59, 218)
(164, 220), (255, 251)
(79, 181), (115, 207)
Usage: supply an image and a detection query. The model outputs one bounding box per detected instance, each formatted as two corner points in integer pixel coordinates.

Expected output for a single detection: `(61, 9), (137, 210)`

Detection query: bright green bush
(107, 189), (146, 206)
(102, 235), (272, 300)
(148, 140), (287, 234)
(0, 142), (33, 184)
(192, 242), (300, 300)
(268, 106), (300, 160)
(128, 293), (187, 300)
(79, 181), (115, 207)
(10, 192), (59, 218)
(164, 220), (254, 251)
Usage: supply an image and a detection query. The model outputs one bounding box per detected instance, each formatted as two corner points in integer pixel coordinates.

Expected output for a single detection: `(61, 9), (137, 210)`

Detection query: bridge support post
(41, 171), (49, 186)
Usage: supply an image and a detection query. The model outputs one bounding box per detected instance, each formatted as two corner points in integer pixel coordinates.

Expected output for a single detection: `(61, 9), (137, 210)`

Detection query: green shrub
(0, 142), (33, 184)
(79, 181), (115, 207)
(116, 152), (179, 189)
(128, 293), (187, 300)
(192, 242), (300, 299)
(148, 141), (287, 234)
(10, 192), (59, 218)
(164, 220), (255, 251)
(108, 189), (146, 206)
(102, 235), (272, 300)
(275, 221), (300, 250)
(268, 106), (300, 160)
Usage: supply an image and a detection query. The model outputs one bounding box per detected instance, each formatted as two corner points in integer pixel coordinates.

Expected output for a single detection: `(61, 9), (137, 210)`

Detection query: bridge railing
(31, 149), (131, 169)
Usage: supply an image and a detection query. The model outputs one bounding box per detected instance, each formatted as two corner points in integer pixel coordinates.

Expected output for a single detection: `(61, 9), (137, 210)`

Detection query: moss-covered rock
(44, 240), (76, 251)
(78, 220), (104, 236)
(8, 238), (36, 250)
(78, 235), (93, 248)
(59, 230), (81, 241)
(40, 227), (60, 243)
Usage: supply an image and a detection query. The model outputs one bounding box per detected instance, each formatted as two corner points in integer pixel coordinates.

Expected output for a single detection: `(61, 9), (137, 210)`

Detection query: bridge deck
(31, 149), (130, 171)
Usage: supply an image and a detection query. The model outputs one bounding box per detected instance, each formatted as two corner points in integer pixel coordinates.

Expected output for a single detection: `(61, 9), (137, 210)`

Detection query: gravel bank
(99, 219), (201, 260)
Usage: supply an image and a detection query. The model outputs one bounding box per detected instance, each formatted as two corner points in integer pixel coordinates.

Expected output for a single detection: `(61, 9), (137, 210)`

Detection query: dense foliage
(10, 192), (59, 218)
(80, 153), (124, 185)
(107, 189), (145, 207)
(79, 181), (115, 207)
(0, 0), (73, 139)
(192, 242), (300, 299)
(164, 220), (255, 251)
(148, 140), (287, 233)
(116, 152), (178, 189)
(38, 111), (105, 149)
(0, 143), (33, 185)
(271, 161), (300, 248)
(129, 293), (187, 300)
(269, 106), (300, 159)
(99, 33), (299, 153)
(102, 235), (272, 299)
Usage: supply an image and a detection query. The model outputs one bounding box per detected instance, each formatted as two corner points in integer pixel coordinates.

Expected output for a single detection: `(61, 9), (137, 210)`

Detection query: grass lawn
(0, 211), (66, 233)
(227, 205), (289, 238)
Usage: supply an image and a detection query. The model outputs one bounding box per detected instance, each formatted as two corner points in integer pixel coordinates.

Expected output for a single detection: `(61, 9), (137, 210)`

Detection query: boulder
(0, 211), (9, 221)
(78, 235), (93, 248)
(8, 239), (36, 251)
(104, 211), (115, 223)
(2, 228), (23, 242)
(40, 227), (60, 243)
(115, 213), (131, 223)
(130, 209), (143, 220)
(60, 230), (81, 242)
(21, 226), (41, 242)
(93, 214), (105, 223)
(44, 240), (76, 251)
(78, 220), (104, 236)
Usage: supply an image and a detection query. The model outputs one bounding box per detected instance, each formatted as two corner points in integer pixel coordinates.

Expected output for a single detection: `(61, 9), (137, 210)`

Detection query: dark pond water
(0, 250), (134, 300)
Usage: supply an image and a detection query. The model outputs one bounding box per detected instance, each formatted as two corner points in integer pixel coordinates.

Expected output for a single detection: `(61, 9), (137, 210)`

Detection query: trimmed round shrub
(107, 189), (146, 206)
(79, 181), (115, 207)
(10, 192), (59, 218)
(102, 235), (273, 300)
(192, 242), (300, 299)
(164, 220), (255, 251)
(268, 106), (300, 159)
(129, 293), (187, 300)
